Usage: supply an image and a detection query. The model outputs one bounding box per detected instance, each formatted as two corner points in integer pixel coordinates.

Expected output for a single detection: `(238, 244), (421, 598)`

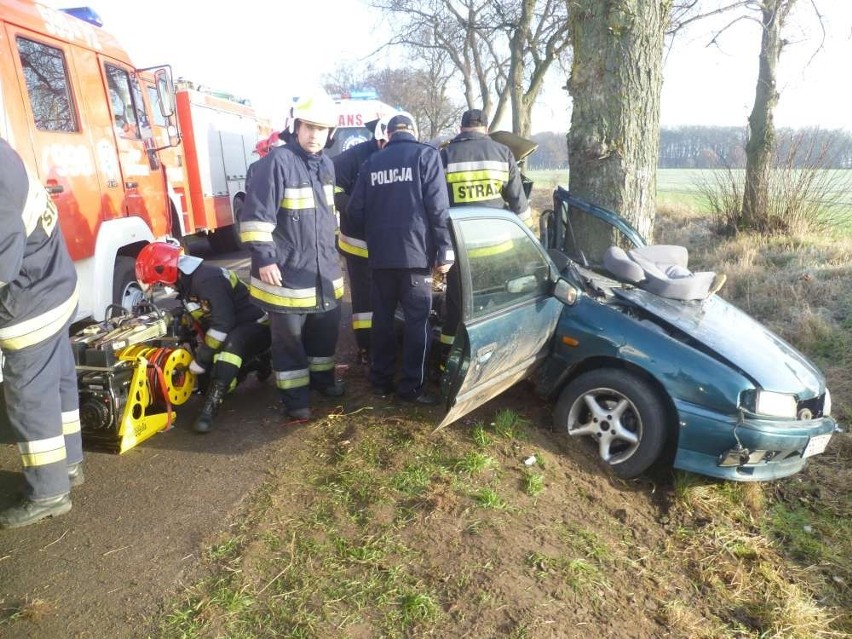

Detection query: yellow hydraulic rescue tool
(71, 306), (196, 453)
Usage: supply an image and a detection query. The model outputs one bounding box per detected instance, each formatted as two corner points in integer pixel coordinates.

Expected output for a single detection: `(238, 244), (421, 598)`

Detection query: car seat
(603, 244), (725, 301)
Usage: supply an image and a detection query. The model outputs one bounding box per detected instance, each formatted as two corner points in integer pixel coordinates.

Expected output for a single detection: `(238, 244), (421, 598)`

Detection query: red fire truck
(0, 0), (268, 321)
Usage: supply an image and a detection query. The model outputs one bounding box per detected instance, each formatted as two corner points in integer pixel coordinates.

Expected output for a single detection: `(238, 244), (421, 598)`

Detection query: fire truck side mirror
(154, 68), (176, 119)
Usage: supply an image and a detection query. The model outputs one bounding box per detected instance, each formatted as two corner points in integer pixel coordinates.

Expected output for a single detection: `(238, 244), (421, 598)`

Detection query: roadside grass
(152, 200), (851, 639)
(153, 407), (676, 638)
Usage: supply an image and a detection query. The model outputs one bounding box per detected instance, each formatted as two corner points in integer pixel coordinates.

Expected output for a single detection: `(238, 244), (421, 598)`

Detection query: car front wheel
(554, 369), (669, 479)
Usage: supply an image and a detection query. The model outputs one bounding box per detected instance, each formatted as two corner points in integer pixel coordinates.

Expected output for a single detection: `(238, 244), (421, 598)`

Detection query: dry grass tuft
(661, 599), (721, 639)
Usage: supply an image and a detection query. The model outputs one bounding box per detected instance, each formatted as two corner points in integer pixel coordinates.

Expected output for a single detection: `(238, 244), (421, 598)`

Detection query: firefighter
(239, 91), (345, 421)
(438, 108), (533, 360)
(347, 114), (454, 405)
(0, 137), (82, 529)
(332, 112), (394, 366)
(134, 242), (272, 433)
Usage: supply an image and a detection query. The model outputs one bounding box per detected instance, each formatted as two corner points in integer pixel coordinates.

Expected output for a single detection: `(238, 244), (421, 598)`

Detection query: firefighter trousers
(345, 254), (372, 352)
(211, 321), (271, 390)
(2, 318), (81, 501)
(270, 306), (340, 410)
(370, 268), (432, 398)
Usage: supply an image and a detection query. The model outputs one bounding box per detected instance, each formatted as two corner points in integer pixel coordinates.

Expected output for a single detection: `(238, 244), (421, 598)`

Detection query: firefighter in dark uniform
(332, 113), (393, 366)
(239, 92), (345, 421)
(0, 137), (82, 529)
(438, 109), (533, 359)
(134, 241), (272, 433)
(347, 114), (454, 405)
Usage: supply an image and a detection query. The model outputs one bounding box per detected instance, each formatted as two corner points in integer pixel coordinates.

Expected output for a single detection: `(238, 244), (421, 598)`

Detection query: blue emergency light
(60, 7), (104, 28)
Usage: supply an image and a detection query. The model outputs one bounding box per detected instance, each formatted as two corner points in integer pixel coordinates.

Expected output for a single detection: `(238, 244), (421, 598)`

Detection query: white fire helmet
(287, 92), (338, 134)
(374, 113), (394, 143)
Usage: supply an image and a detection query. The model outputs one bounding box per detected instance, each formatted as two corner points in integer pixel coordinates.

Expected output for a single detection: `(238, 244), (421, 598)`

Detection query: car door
(438, 210), (565, 429)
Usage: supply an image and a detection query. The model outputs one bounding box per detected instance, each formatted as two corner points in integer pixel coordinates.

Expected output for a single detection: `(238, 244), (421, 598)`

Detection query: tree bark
(741, 0), (793, 230)
(567, 1), (669, 257)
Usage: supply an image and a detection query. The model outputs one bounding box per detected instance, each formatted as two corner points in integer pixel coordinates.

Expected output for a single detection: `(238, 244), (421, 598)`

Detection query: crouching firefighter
(0, 137), (82, 529)
(135, 242), (272, 433)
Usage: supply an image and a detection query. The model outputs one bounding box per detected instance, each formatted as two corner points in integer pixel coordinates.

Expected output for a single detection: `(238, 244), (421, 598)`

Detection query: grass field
(527, 168), (852, 217)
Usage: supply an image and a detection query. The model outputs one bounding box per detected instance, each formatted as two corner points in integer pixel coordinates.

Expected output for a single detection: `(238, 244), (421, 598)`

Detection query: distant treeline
(527, 127), (852, 170)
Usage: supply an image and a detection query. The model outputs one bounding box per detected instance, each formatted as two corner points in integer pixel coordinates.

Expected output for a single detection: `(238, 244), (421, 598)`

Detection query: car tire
(113, 255), (145, 313)
(554, 369), (669, 479)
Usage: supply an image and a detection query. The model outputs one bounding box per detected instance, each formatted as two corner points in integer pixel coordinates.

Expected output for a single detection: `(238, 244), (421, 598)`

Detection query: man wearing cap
(438, 108), (533, 362)
(332, 114), (393, 367)
(347, 114), (454, 405)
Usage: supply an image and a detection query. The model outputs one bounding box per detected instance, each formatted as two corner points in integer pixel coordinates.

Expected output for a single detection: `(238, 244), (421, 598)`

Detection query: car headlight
(741, 390), (798, 419)
(823, 387), (832, 417)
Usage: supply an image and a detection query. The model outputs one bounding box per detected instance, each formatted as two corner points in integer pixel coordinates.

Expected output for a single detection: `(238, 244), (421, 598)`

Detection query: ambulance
(328, 90), (397, 157)
(0, 0), (267, 321)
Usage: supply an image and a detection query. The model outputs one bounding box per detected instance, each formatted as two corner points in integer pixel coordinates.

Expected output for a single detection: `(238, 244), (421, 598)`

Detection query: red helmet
(135, 241), (182, 286)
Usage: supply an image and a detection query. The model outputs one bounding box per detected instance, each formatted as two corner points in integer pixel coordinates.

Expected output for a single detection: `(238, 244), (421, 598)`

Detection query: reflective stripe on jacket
(0, 139), (78, 351)
(239, 144), (344, 313)
(441, 131), (533, 228)
(333, 139), (381, 259)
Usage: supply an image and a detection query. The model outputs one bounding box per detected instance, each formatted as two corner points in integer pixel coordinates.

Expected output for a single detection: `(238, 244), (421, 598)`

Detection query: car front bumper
(672, 400), (838, 481)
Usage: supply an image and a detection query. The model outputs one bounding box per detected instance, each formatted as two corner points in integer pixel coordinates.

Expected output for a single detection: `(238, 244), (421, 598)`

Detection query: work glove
(189, 360), (207, 375)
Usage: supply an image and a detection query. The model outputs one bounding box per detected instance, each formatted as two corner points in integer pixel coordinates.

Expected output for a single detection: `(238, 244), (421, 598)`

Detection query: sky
(42, 0), (852, 134)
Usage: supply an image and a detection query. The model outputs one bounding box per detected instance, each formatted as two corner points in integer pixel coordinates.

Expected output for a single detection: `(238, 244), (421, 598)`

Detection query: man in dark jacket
(239, 92), (345, 421)
(0, 137), (82, 529)
(135, 241), (271, 433)
(438, 109), (533, 359)
(347, 114), (454, 404)
(332, 114), (392, 366)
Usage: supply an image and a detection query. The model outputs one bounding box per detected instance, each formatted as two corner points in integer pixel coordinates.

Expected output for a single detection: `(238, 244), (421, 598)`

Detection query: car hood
(614, 288), (824, 396)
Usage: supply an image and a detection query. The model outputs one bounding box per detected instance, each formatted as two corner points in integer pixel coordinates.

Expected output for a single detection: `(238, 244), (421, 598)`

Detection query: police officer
(0, 137), (82, 529)
(134, 242), (272, 433)
(332, 113), (394, 366)
(239, 92), (345, 421)
(438, 109), (533, 358)
(347, 114), (454, 405)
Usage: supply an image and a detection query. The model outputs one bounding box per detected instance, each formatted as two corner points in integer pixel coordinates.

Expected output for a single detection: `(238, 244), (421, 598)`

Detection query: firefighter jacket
(239, 144), (344, 314)
(440, 131), (534, 229)
(347, 133), (454, 271)
(0, 138), (78, 352)
(176, 263), (265, 369)
(332, 139), (381, 259)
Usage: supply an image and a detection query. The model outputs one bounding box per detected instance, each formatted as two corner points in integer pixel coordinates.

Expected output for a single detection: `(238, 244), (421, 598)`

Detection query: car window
(457, 217), (551, 320)
(105, 65), (141, 139)
(16, 37), (79, 132)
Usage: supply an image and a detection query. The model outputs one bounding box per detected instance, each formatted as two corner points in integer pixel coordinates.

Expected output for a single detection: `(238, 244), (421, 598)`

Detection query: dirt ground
(0, 246), (298, 638)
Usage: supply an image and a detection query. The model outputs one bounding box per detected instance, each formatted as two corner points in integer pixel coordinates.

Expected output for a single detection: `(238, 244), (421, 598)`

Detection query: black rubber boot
(0, 494), (72, 529)
(256, 353), (273, 382)
(194, 380), (227, 434)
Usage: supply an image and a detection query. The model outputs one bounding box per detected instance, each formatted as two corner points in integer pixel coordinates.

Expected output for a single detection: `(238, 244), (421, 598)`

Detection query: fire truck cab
(0, 0), (177, 321)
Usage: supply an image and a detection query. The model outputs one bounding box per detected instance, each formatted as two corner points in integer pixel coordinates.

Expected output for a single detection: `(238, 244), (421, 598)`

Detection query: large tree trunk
(741, 0), (789, 231)
(567, 1), (668, 259)
(509, 0), (535, 138)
